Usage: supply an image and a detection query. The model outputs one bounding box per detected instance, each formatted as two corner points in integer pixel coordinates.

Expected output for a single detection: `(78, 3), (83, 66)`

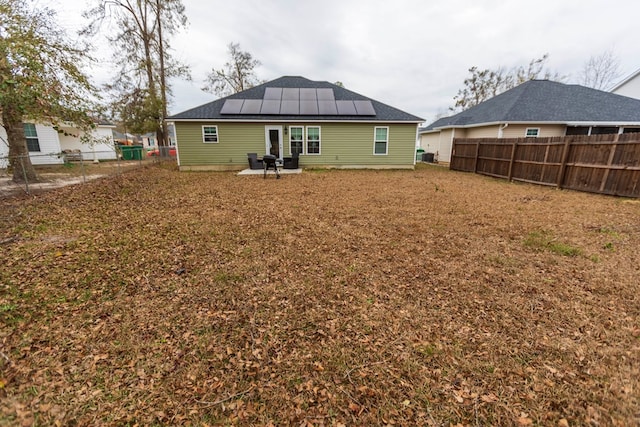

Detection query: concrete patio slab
(237, 168), (302, 176)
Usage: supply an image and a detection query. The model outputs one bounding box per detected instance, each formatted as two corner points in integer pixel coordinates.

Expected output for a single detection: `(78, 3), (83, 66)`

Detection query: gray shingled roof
(421, 80), (640, 132)
(169, 76), (423, 122)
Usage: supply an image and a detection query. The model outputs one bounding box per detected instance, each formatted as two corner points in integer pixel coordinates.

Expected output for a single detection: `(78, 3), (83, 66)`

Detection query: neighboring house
(1, 123), (65, 166)
(420, 80), (640, 163)
(167, 76), (424, 171)
(112, 131), (138, 145)
(140, 133), (156, 150)
(140, 124), (177, 150)
(57, 120), (118, 161)
(0, 120), (117, 166)
(611, 68), (640, 99)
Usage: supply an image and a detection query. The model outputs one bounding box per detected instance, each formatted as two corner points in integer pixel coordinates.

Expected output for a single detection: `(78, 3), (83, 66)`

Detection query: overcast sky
(54, 0), (640, 124)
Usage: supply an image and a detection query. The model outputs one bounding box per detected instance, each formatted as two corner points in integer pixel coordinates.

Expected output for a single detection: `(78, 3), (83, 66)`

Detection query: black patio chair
(247, 153), (264, 170)
(283, 152), (299, 169)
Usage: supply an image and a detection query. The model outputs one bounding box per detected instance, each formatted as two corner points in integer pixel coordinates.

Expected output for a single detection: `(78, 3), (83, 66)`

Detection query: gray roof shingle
(422, 80), (640, 132)
(169, 76), (423, 122)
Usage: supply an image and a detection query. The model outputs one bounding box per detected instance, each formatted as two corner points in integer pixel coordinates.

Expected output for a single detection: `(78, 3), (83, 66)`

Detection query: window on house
(591, 126), (618, 135)
(525, 128), (540, 138)
(24, 123), (41, 152)
(306, 127), (320, 154)
(202, 126), (218, 143)
(290, 126), (303, 155)
(374, 127), (388, 154)
(566, 126), (590, 136)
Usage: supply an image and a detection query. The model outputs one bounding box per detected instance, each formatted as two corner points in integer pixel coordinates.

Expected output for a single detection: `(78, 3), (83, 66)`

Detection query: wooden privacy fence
(450, 134), (640, 198)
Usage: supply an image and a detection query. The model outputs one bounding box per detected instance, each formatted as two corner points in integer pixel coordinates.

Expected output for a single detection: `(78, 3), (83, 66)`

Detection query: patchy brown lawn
(0, 159), (157, 199)
(1, 163), (639, 426)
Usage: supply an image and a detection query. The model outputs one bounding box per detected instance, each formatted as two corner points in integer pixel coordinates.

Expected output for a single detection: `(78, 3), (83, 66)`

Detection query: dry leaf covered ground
(1, 163), (639, 426)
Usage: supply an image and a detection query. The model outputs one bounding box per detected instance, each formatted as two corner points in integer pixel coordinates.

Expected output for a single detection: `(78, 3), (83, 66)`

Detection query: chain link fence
(0, 148), (176, 198)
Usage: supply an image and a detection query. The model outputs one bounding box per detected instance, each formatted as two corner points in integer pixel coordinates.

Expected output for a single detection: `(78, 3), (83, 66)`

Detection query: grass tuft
(523, 230), (582, 256)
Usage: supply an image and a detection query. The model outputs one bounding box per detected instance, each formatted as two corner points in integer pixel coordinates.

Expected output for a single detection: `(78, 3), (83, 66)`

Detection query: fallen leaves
(0, 165), (639, 425)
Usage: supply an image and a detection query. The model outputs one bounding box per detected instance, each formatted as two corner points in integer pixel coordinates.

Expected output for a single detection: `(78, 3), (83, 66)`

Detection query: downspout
(169, 122), (180, 167)
(414, 125), (419, 166)
(449, 128), (456, 163)
(498, 123), (509, 138)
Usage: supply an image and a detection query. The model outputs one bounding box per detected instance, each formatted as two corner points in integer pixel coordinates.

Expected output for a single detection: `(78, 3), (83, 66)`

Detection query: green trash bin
(416, 148), (425, 161)
(120, 145), (133, 160)
(131, 145), (143, 160)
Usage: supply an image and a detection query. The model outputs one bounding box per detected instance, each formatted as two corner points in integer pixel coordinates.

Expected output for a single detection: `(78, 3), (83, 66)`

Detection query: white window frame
(306, 126), (321, 155)
(289, 126), (304, 155)
(24, 123), (41, 152)
(374, 126), (389, 155)
(525, 128), (540, 138)
(202, 125), (219, 143)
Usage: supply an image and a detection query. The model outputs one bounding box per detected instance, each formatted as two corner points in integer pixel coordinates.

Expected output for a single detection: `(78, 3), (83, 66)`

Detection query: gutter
(428, 120), (640, 132)
(168, 118), (424, 124)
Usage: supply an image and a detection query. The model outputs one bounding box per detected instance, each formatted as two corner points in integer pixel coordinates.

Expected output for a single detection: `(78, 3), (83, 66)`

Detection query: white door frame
(264, 125), (283, 160)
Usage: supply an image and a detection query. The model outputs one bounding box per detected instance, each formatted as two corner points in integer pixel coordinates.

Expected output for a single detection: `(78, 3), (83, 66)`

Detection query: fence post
(599, 134), (618, 193)
(473, 141), (480, 173)
(507, 140), (518, 181)
(540, 144), (551, 182)
(80, 156), (86, 184)
(556, 138), (572, 189)
(19, 156), (30, 195)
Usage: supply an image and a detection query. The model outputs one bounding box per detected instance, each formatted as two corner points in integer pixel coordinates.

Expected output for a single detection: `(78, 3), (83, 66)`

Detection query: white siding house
(0, 124), (64, 166)
(1, 121), (116, 167)
(611, 68), (640, 100)
(58, 123), (118, 161)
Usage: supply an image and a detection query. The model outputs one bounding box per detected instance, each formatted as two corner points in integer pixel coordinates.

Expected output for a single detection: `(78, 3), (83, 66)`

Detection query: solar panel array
(220, 88), (376, 116)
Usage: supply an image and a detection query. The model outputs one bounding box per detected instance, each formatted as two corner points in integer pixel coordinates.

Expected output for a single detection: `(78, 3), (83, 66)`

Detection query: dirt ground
(0, 159), (156, 199)
(0, 164), (639, 426)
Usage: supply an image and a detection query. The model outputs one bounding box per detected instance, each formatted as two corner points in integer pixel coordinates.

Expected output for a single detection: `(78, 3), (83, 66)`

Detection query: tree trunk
(156, 0), (169, 149)
(2, 105), (38, 182)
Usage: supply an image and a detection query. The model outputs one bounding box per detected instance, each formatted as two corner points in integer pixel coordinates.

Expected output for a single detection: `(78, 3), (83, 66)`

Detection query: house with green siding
(167, 76), (424, 171)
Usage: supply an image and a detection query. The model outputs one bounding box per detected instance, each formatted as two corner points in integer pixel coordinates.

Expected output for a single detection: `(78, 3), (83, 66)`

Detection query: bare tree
(83, 0), (189, 147)
(579, 49), (622, 90)
(452, 54), (564, 112)
(202, 43), (262, 97)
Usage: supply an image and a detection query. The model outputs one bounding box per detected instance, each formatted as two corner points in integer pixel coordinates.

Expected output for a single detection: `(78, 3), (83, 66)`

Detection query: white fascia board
(169, 119), (423, 124)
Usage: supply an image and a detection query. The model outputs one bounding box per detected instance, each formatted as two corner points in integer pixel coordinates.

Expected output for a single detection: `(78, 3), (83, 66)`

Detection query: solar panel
(260, 99), (281, 114)
(300, 100), (319, 115)
(318, 100), (338, 115)
(300, 88), (317, 101)
(317, 88), (335, 101)
(222, 89), (374, 116)
(220, 99), (244, 114)
(336, 100), (357, 115)
(280, 100), (299, 115)
(354, 100), (376, 115)
(263, 87), (282, 100)
(282, 88), (300, 101)
(240, 99), (262, 114)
